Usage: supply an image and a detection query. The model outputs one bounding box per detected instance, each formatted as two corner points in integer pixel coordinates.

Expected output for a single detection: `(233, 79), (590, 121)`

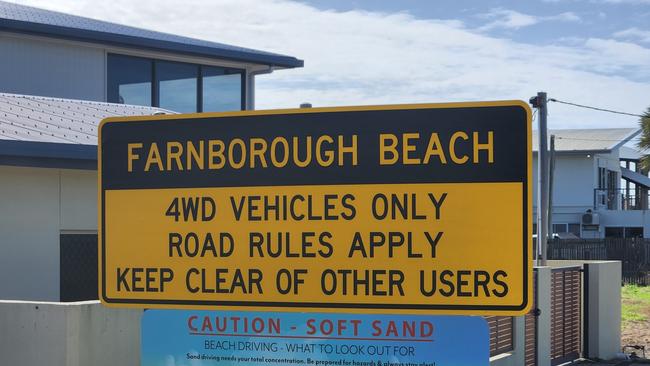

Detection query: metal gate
(550, 266), (581, 365)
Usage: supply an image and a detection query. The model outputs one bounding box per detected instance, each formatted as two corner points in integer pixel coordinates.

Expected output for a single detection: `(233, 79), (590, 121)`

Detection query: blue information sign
(142, 310), (488, 366)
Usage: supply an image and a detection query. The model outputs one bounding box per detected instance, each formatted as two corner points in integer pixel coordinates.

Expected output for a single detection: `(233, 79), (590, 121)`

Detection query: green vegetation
(621, 285), (650, 324)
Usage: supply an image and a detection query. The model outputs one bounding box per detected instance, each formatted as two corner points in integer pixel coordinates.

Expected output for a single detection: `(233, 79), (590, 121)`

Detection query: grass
(621, 285), (650, 324)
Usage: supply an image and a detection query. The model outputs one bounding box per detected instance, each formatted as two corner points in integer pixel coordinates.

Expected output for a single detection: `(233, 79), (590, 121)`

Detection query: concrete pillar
(513, 315), (526, 365)
(584, 261), (622, 360)
(536, 266), (552, 366)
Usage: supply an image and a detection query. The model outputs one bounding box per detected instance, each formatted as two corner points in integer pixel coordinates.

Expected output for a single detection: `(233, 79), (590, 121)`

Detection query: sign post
(99, 101), (532, 315)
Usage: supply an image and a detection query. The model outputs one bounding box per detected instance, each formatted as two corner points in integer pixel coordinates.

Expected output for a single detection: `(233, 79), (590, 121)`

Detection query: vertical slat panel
(486, 315), (514, 356)
(550, 267), (581, 366)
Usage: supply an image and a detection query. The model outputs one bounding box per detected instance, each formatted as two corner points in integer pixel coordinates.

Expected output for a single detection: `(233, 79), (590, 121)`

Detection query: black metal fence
(60, 234), (98, 301)
(545, 238), (650, 286)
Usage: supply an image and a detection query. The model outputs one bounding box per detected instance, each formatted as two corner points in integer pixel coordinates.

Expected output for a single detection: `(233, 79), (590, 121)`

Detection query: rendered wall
(0, 165), (98, 301)
(0, 33), (105, 101)
(0, 300), (141, 366)
(0, 166), (62, 300)
(533, 154), (595, 212)
(60, 169), (98, 231)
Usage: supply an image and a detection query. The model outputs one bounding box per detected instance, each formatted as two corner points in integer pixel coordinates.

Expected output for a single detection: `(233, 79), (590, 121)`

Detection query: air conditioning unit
(582, 212), (600, 225)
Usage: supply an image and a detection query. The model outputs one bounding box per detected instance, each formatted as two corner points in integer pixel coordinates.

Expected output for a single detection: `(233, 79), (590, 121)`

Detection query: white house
(0, 1), (302, 302)
(532, 128), (650, 239)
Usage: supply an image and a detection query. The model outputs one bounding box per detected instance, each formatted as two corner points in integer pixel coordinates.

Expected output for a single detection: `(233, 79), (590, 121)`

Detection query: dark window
(156, 60), (198, 113)
(607, 170), (618, 189)
(552, 223), (567, 233)
(607, 170), (619, 209)
(568, 223), (581, 237)
(60, 234), (98, 301)
(598, 167), (606, 189)
(202, 66), (244, 112)
(107, 54), (152, 106)
(552, 223), (581, 237)
(625, 227), (643, 238)
(605, 227), (624, 238)
(107, 53), (245, 113)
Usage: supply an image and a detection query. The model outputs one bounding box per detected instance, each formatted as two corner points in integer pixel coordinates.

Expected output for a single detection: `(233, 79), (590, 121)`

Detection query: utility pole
(548, 134), (556, 239)
(530, 91), (549, 266)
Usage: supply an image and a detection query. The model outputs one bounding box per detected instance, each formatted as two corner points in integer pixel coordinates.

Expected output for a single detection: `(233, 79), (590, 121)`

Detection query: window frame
(106, 53), (154, 106)
(551, 222), (581, 237)
(552, 223), (568, 234)
(107, 53), (246, 112)
(198, 65), (246, 112)
(154, 59), (200, 114)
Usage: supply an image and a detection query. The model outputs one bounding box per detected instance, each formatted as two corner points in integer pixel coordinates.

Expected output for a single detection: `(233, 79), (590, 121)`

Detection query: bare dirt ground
(621, 285), (650, 359)
(622, 319), (650, 358)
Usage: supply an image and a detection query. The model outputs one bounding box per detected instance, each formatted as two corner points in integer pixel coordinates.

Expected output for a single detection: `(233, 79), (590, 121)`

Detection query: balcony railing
(594, 188), (650, 210)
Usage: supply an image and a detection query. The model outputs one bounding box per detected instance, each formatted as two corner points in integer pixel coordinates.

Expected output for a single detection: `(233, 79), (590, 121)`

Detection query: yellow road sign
(99, 101), (532, 315)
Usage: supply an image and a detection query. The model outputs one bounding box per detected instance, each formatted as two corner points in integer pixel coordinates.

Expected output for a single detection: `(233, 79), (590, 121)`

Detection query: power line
(548, 98), (645, 118)
(556, 136), (633, 142)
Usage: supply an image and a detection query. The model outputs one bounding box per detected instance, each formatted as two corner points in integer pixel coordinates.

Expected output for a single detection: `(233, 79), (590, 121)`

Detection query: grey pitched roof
(619, 146), (643, 160)
(0, 1), (303, 68)
(0, 92), (171, 145)
(532, 128), (640, 153)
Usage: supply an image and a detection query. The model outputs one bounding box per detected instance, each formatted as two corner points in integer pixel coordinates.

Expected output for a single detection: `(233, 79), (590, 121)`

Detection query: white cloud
(548, 12), (582, 22)
(584, 38), (650, 69)
(614, 27), (650, 43)
(477, 8), (580, 31)
(11, 0), (650, 128)
(478, 8), (539, 31)
(600, 0), (650, 4)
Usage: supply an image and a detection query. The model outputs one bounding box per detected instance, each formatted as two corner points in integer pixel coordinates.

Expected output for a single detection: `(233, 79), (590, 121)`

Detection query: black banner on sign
(101, 105), (527, 190)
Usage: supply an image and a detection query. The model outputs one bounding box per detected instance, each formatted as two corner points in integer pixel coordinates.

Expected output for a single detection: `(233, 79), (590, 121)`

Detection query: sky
(10, 0), (650, 128)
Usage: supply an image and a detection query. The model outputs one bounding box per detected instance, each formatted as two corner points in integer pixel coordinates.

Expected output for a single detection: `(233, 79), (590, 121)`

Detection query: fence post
(584, 261), (622, 360)
(511, 316), (526, 365)
(536, 266), (552, 366)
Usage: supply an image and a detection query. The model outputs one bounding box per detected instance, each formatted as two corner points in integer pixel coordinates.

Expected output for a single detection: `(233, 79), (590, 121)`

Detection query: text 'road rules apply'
(99, 101), (532, 315)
